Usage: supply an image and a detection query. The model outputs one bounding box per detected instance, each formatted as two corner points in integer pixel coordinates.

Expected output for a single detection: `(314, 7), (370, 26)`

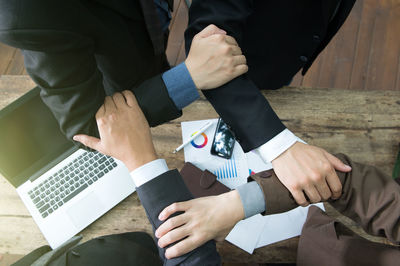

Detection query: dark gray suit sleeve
(185, 0), (286, 152)
(136, 169), (221, 266)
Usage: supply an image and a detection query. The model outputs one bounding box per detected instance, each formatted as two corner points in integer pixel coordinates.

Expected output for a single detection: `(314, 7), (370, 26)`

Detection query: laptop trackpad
(66, 192), (105, 229)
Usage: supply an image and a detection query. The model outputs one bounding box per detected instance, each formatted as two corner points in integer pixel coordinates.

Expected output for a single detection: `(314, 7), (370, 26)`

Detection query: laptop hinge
(29, 146), (79, 183)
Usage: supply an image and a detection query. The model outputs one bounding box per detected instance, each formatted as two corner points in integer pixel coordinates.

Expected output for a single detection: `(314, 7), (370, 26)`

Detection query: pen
(173, 121), (214, 154)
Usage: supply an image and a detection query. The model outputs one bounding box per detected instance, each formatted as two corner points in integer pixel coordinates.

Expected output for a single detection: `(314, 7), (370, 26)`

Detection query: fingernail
(345, 165), (352, 170)
(158, 212), (165, 221)
(73, 136), (79, 141)
(155, 230), (159, 238)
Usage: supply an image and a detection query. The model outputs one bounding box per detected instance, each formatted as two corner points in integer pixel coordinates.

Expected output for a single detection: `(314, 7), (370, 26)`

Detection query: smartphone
(210, 118), (235, 159)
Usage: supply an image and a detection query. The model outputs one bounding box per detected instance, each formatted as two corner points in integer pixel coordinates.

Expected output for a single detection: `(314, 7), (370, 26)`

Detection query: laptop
(0, 87), (136, 248)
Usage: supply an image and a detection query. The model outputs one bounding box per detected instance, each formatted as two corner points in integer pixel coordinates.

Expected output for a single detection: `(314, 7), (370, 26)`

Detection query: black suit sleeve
(136, 169), (221, 266)
(0, 0), (181, 147)
(0, 30), (181, 145)
(185, 0), (286, 152)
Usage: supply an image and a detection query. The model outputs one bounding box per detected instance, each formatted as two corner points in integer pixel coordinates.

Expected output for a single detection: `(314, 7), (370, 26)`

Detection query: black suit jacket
(13, 170), (220, 266)
(0, 0), (181, 147)
(185, 0), (356, 152)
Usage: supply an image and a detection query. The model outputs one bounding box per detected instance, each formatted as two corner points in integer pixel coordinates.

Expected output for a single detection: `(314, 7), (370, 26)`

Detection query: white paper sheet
(225, 214), (266, 254)
(255, 203), (325, 248)
(182, 119), (249, 189)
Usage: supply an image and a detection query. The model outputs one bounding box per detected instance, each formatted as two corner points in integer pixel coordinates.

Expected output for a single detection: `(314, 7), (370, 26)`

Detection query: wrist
(256, 129), (300, 164)
(220, 190), (245, 223)
(272, 141), (303, 164)
(184, 59), (204, 90)
(124, 152), (158, 172)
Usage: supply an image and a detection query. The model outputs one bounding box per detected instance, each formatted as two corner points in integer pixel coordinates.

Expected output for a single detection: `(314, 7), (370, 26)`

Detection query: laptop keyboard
(27, 151), (117, 219)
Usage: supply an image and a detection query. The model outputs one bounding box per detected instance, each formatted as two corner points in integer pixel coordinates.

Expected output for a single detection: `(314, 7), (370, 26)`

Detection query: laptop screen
(0, 88), (75, 187)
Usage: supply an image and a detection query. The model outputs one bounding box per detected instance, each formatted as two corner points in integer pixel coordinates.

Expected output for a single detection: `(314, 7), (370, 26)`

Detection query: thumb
(196, 24), (226, 38)
(73, 134), (102, 152)
(325, 152), (352, 172)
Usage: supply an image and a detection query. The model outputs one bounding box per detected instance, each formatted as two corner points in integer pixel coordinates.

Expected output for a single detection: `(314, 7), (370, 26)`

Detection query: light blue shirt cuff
(236, 182), (266, 218)
(162, 62), (199, 110)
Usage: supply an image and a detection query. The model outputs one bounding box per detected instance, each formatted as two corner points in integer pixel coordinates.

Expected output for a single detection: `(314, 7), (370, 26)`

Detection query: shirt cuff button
(300, 56), (308, 63)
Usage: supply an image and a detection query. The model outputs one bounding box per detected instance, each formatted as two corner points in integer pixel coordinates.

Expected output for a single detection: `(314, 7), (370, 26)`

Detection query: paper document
(255, 203), (325, 248)
(182, 119), (248, 189)
(225, 214), (266, 254)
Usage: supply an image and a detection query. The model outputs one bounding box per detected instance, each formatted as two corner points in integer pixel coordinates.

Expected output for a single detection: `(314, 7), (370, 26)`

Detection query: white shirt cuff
(129, 159), (169, 187)
(255, 129), (306, 163)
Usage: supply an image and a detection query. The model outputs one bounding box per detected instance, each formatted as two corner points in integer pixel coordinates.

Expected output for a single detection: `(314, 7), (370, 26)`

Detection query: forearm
(25, 51), (181, 142)
(131, 161), (221, 265)
(186, 0), (254, 46)
(21, 46), (105, 145)
(185, 0), (286, 152)
(72, 90), (220, 264)
(202, 78), (286, 152)
(217, 189), (245, 225)
(0, 26), (108, 146)
(131, 73), (182, 127)
(162, 62), (199, 110)
(249, 156), (400, 244)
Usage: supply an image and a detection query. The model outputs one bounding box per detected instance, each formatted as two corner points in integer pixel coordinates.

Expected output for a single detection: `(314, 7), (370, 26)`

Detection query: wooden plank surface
(0, 44), (16, 75)
(366, 0), (400, 91)
(0, 75), (398, 263)
(291, 0), (400, 90)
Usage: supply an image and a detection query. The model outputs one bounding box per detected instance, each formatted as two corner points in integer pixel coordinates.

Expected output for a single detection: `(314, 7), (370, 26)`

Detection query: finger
(155, 214), (187, 238)
(315, 179), (332, 201)
(232, 64), (249, 77)
(95, 104), (106, 119)
(233, 55), (246, 66)
(326, 172), (343, 199)
(112, 92), (126, 109)
(290, 189), (309, 207)
(121, 90), (137, 108)
(303, 185), (321, 203)
(197, 24), (226, 38)
(158, 225), (190, 248)
(73, 134), (101, 151)
(224, 35), (238, 46)
(104, 96), (116, 112)
(158, 202), (189, 221)
(230, 46), (242, 56)
(165, 236), (205, 259)
(326, 152), (352, 172)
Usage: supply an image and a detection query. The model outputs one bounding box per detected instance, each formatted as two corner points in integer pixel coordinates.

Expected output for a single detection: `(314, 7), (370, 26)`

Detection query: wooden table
(1, 75), (399, 263)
